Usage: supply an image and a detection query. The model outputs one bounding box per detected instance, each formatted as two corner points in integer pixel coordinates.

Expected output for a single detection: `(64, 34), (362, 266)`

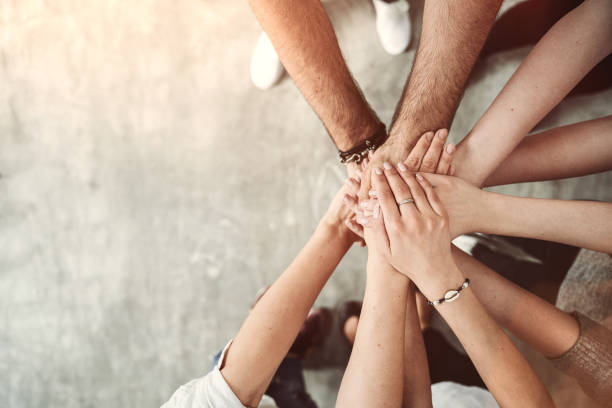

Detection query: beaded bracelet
(338, 125), (388, 165)
(427, 278), (470, 307)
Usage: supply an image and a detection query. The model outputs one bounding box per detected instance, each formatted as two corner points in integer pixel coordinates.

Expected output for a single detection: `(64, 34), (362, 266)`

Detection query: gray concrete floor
(0, 0), (610, 407)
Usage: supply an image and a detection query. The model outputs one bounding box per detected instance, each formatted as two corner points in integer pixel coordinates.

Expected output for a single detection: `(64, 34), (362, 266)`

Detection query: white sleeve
(431, 381), (498, 408)
(161, 341), (278, 408)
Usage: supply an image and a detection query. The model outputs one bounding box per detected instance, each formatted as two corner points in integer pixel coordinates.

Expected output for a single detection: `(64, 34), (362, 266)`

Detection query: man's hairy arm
(248, 0), (383, 151)
(360, 0), (502, 197)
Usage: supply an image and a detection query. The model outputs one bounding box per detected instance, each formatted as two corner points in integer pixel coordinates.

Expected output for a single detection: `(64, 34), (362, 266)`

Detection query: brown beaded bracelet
(338, 125), (388, 165)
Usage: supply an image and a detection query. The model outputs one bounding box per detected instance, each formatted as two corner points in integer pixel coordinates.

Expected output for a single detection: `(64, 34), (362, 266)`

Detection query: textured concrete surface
(0, 1), (610, 407)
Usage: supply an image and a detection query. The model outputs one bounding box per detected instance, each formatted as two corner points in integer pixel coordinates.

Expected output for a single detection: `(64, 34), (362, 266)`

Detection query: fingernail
(383, 162), (392, 170)
(398, 162), (407, 172)
(373, 203), (380, 218)
(446, 144), (455, 154)
(368, 151), (374, 159)
(345, 219), (352, 227)
(368, 189), (377, 197)
(362, 158), (369, 166)
(359, 200), (367, 207)
(416, 173), (424, 181)
(343, 196), (349, 204)
(426, 132), (434, 142)
(438, 130), (448, 140)
(354, 175), (361, 182)
(375, 167), (383, 175)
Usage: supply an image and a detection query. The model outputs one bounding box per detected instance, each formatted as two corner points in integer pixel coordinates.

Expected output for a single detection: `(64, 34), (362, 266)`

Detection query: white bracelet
(427, 278), (470, 307)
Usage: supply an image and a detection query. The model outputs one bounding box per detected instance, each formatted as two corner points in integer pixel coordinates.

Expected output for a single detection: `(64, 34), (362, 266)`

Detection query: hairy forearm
(222, 222), (353, 406)
(483, 115), (612, 186)
(451, 246), (579, 358)
(454, 0), (612, 186)
(433, 266), (554, 407)
(248, 0), (382, 150)
(388, 0), (501, 148)
(479, 194), (612, 253)
(337, 261), (408, 408)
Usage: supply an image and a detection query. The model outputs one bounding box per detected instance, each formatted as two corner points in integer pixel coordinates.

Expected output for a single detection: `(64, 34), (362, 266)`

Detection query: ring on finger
(397, 198), (415, 206)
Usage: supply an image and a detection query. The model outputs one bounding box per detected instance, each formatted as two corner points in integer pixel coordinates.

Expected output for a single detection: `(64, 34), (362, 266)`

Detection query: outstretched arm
(483, 115), (612, 186)
(401, 285), (433, 408)
(362, 166), (553, 407)
(360, 0), (502, 197)
(336, 259), (409, 408)
(220, 178), (361, 407)
(248, 0), (383, 152)
(452, 0), (612, 186)
(423, 174), (612, 253)
(451, 246), (579, 358)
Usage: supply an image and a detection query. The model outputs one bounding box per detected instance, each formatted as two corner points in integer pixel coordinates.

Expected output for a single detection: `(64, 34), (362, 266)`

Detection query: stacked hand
(357, 165), (464, 299)
(355, 129), (456, 200)
(342, 129), (473, 300)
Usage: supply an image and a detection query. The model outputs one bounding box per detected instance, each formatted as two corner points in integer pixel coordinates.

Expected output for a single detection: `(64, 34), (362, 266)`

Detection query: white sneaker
(250, 32), (285, 90)
(372, 0), (411, 55)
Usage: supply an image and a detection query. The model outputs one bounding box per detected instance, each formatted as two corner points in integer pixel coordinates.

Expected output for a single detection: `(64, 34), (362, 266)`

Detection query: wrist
(334, 115), (384, 152)
(414, 264), (464, 303)
(479, 190), (510, 235)
(316, 218), (353, 245)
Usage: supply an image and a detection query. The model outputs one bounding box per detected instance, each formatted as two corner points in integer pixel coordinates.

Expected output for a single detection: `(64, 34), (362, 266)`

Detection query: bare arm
(362, 166), (553, 407)
(453, 0), (612, 186)
(451, 245), (579, 358)
(423, 174), (612, 253)
(401, 286), (433, 408)
(248, 0), (383, 151)
(360, 0), (502, 197)
(221, 179), (360, 407)
(336, 259), (409, 408)
(483, 194), (612, 253)
(483, 115), (612, 186)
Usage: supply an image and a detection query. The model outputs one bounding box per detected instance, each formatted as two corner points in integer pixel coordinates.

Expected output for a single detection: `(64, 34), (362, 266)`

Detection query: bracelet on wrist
(338, 124), (388, 165)
(427, 278), (470, 307)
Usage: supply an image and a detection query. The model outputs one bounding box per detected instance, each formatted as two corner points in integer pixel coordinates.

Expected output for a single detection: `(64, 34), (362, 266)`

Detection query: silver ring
(397, 198), (415, 206)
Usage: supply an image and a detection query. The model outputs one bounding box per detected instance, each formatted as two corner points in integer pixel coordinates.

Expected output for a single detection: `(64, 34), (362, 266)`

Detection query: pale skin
(452, 0), (612, 187)
(422, 173), (612, 254)
(355, 167), (554, 408)
(220, 177), (361, 407)
(483, 115), (612, 186)
(217, 135), (450, 407)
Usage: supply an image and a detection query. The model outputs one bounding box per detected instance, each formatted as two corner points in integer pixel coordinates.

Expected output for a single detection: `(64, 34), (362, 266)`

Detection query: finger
(397, 171), (434, 215)
(359, 197), (377, 212)
(367, 201), (391, 251)
(343, 194), (360, 215)
(404, 131), (434, 171)
(383, 161), (418, 217)
(345, 218), (365, 239)
(420, 129), (447, 173)
(346, 177), (361, 196)
(358, 166), (372, 201)
(436, 143), (455, 175)
(371, 166), (401, 224)
(416, 173), (446, 217)
(449, 164), (456, 176)
(361, 157), (369, 171)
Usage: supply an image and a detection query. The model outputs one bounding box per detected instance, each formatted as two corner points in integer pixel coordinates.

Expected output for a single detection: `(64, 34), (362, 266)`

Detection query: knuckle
(421, 159), (437, 171)
(405, 157), (421, 171)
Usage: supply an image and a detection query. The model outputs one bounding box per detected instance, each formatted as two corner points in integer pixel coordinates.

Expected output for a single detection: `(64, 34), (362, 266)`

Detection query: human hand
(418, 174), (488, 238)
(358, 129), (456, 200)
(359, 164), (461, 296)
(322, 175), (366, 246)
